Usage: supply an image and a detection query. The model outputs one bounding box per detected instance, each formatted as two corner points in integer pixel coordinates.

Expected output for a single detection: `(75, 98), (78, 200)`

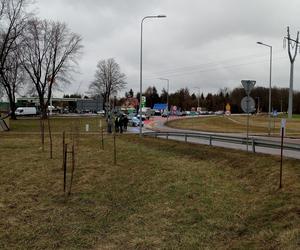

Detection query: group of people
(114, 114), (128, 133)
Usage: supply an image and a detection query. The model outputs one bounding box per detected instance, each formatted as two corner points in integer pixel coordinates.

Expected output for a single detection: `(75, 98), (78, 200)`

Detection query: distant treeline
(121, 86), (300, 113)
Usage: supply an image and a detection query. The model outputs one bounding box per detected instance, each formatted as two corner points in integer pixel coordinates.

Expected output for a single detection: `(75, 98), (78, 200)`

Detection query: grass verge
(0, 118), (299, 249)
(9, 116), (105, 133)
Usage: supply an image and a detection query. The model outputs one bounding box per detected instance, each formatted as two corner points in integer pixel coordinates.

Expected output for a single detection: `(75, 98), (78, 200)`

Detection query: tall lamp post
(139, 15), (166, 137)
(257, 41), (272, 136)
(159, 78), (169, 120)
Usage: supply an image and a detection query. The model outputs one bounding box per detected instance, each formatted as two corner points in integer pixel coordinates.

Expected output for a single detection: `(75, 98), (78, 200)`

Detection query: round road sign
(241, 96), (255, 113)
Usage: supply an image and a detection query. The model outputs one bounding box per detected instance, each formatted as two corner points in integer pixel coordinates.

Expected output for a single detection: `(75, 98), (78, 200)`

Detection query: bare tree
(20, 18), (82, 154)
(0, 48), (25, 118)
(89, 58), (127, 109)
(0, 0), (5, 18)
(0, 81), (4, 100)
(21, 18), (82, 118)
(0, 0), (29, 119)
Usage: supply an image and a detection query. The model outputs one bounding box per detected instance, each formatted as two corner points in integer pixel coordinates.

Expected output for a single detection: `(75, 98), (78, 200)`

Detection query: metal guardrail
(143, 131), (300, 153)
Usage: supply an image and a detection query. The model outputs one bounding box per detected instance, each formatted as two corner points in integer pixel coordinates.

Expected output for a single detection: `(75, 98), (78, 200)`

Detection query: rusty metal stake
(63, 143), (68, 193)
(113, 133), (116, 165)
(68, 144), (75, 195)
(101, 127), (104, 150)
(40, 118), (45, 152)
(62, 131), (65, 169)
(279, 127), (284, 189)
(47, 117), (53, 159)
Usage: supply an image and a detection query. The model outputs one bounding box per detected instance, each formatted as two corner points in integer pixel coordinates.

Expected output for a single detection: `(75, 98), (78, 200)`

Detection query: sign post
(273, 110), (278, 134)
(225, 103), (231, 115)
(279, 119), (286, 189)
(141, 96), (146, 108)
(241, 80), (256, 152)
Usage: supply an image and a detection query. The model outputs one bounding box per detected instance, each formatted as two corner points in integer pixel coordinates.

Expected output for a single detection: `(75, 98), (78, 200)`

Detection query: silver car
(130, 116), (144, 127)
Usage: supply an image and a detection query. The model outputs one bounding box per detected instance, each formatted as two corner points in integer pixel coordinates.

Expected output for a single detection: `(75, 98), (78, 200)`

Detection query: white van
(15, 107), (37, 116)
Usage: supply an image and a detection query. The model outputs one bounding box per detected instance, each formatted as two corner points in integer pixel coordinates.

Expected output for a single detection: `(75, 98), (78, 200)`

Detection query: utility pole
(284, 26), (299, 119)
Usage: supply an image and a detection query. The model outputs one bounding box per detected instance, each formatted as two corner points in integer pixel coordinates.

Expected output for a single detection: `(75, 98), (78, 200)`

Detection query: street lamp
(257, 41), (272, 136)
(158, 78), (169, 121)
(139, 15), (167, 137)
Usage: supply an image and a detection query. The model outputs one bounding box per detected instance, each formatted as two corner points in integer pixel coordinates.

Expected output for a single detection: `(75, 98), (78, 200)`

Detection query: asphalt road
(140, 116), (300, 160)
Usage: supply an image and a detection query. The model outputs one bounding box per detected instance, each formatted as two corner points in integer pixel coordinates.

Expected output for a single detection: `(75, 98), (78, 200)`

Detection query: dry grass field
(9, 116), (104, 133)
(167, 115), (300, 137)
(0, 118), (299, 249)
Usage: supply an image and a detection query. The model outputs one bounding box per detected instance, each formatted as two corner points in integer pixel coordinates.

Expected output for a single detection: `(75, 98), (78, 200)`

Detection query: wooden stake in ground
(101, 126), (104, 150)
(62, 131), (65, 169)
(74, 123), (80, 153)
(113, 133), (116, 165)
(100, 119), (103, 150)
(279, 128), (284, 189)
(40, 118), (45, 151)
(47, 117), (53, 159)
(68, 144), (75, 195)
(63, 143), (68, 193)
(279, 119), (286, 189)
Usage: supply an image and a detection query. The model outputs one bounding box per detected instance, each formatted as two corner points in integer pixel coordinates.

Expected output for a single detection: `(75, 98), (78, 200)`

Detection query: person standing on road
(123, 115), (128, 131)
(119, 116), (123, 133)
(115, 116), (119, 133)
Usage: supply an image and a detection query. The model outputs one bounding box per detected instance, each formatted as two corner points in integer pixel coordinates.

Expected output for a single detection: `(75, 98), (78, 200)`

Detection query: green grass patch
(292, 114), (300, 119)
(0, 118), (299, 248)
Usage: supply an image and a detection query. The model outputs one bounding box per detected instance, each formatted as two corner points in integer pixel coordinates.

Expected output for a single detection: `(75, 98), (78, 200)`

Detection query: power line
(145, 55), (286, 80)
(148, 51), (286, 76)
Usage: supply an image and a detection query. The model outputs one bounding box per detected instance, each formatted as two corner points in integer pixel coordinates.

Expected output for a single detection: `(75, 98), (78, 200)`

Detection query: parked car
(129, 116), (144, 127)
(97, 110), (105, 116)
(136, 114), (146, 121)
(127, 113), (136, 120)
(199, 111), (208, 115)
(127, 113), (137, 121)
(161, 111), (169, 117)
(215, 110), (224, 115)
(154, 110), (162, 116)
(15, 107), (37, 116)
(175, 111), (183, 116)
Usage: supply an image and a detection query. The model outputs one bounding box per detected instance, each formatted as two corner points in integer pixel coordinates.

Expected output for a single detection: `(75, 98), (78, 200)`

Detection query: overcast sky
(36, 0), (300, 97)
